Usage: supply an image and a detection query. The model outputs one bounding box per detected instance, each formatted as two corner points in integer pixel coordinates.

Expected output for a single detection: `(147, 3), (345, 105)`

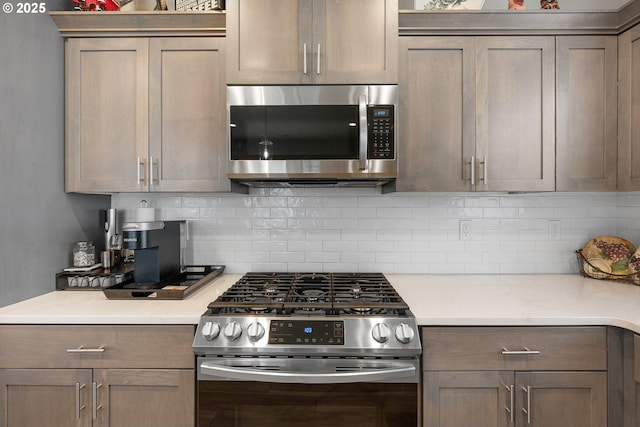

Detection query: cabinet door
(66, 38), (149, 193)
(0, 369), (92, 427)
(556, 36), (618, 191)
(148, 38), (229, 192)
(226, 0), (313, 84)
(397, 36), (476, 192)
(315, 0), (397, 84)
(94, 369), (194, 427)
(476, 36), (556, 192)
(618, 25), (640, 191)
(423, 371), (512, 427)
(516, 371), (607, 427)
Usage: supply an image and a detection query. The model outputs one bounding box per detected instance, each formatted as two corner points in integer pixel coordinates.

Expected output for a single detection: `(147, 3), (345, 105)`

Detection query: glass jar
(73, 241), (96, 267)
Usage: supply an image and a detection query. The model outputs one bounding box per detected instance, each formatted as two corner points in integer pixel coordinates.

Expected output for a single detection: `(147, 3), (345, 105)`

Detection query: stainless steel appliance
(227, 85), (397, 191)
(193, 272), (421, 427)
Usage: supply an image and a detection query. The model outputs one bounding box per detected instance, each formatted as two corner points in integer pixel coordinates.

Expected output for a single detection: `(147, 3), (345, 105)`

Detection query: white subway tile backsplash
(111, 190), (635, 275)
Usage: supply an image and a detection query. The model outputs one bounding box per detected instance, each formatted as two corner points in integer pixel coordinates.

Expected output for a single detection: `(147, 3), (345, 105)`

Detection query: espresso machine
(121, 220), (183, 283)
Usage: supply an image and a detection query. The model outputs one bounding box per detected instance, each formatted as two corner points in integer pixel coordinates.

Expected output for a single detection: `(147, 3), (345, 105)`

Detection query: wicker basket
(576, 250), (640, 284)
(175, 0), (223, 10)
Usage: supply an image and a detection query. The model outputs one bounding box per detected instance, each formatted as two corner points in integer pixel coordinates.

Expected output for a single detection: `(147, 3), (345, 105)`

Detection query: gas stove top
(193, 272), (421, 358)
(207, 272), (412, 317)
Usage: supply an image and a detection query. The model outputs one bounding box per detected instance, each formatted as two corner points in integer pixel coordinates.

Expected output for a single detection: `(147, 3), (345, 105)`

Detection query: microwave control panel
(367, 105), (395, 159)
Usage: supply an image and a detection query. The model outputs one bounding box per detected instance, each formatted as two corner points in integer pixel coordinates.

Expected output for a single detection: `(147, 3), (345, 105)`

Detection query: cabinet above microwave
(226, 0), (398, 85)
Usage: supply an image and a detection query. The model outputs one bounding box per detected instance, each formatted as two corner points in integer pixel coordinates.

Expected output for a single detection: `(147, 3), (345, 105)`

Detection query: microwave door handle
(200, 362), (416, 384)
(358, 94), (368, 171)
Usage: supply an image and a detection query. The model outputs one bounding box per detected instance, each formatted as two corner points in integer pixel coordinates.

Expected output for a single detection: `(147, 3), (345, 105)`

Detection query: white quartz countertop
(0, 274), (243, 325)
(2, 273), (640, 333)
(390, 274), (640, 334)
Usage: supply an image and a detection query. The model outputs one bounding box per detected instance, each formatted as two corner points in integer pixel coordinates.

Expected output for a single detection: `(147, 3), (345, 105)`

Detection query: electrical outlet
(460, 220), (471, 241)
(548, 220), (561, 240)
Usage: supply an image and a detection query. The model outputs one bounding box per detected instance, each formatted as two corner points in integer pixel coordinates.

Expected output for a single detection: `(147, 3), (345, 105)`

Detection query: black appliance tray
(102, 265), (225, 300)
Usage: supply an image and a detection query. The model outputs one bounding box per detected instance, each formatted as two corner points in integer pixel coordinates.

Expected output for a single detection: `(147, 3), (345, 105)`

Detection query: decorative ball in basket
(578, 236), (640, 284)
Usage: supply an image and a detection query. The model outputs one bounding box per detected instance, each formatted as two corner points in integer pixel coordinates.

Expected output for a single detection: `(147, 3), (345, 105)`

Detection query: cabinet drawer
(0, 325), (194, 369)
(422, 327), (607, 371)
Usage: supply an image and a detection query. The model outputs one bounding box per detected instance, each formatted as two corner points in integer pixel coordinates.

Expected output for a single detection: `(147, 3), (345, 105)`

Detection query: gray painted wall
(0, 1), (110, 307)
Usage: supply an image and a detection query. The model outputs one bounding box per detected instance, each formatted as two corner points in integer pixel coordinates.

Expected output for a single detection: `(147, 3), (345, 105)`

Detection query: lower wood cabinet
(0, 325), (195, 427)
(422, 327), (608, 427)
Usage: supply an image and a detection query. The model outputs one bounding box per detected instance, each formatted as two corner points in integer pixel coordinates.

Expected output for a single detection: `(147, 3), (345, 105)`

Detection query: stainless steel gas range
(193, 272), (421, 427)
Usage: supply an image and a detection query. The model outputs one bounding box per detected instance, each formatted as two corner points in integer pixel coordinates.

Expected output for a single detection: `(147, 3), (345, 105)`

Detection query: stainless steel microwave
(227, 85), (397, 189)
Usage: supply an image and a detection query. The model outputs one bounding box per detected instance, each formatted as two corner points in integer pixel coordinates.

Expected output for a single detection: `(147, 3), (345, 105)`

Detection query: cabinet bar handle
(67, 345), (106, 353)
(317, 43), (321, 75)
(505, 385), (514, 424)
(150, 156), (159, 185)
(137, 157), (145, 185)
(481, 156), (487, 183)
(92, 382), (103, 420)
(522, 385), (531, 424)
(470, 155), (476, 186)
(76, 383), (86, 419)
(303, 43), (308, 75)
(501, 347), (540, 356)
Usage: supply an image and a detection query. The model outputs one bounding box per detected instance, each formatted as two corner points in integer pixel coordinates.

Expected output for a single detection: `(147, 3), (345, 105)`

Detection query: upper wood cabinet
(65, 36), (228, 193)
(397, 36), (475, 192)
(618, 24), (640, 191)
(397, 36), (555, 192)
(226, 0), (398, 85)
(556, 36), (618, 192)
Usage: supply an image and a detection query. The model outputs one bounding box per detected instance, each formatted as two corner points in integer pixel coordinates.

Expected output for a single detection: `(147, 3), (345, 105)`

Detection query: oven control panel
(193, 316), (422, 357)
(268, 320), (344, 345)
(367, 105), (394, 159)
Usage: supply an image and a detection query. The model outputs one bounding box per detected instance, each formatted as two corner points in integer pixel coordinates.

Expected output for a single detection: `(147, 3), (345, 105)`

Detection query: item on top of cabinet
(577, 236), (637, 282)
(540, 0), (559, 9)
(416, 0), (484, 10)
(508, 0), (525, 9)
(71, 0), (120, 10)
(119, 0), (169, 10)
(175, 0), (224, 11)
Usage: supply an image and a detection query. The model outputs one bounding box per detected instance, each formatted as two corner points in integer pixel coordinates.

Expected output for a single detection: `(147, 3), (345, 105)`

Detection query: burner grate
(207, 272), (411, 316)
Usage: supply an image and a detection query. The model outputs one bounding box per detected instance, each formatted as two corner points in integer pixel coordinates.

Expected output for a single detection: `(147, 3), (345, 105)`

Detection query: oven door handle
(200, 362), (416, 384)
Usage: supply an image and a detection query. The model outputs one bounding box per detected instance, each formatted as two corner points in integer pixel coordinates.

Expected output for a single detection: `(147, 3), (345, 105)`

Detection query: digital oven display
(372, 108), (390, 118)
(268, 320), (344, 345)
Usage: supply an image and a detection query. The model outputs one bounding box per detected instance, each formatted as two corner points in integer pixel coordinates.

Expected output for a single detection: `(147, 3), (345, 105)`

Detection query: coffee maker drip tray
(103, 265), (225, 300)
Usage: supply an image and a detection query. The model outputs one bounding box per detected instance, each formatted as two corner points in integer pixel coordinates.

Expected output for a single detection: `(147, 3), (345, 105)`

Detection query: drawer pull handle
(505, 384), (514, 424)
(67, 345), (105, 353)
(501, 347), (540, 356)
(522, 385), (531, 424)
(92, 382), (103, 420)
(76, 383), (86, 419)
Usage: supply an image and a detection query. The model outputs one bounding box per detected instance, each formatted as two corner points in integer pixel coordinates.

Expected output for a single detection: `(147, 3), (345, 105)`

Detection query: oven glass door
(197, 381), (418, 427)
(230, 105), (360, 160)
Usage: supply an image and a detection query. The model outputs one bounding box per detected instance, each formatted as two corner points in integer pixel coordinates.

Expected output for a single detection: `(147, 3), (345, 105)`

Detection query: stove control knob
(395, 323), (416, 344)
(224, 321), (243, 341)
(247, 322), (265, 342)
(371, 323), (390, 343)
(202, 321), (220, 341)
